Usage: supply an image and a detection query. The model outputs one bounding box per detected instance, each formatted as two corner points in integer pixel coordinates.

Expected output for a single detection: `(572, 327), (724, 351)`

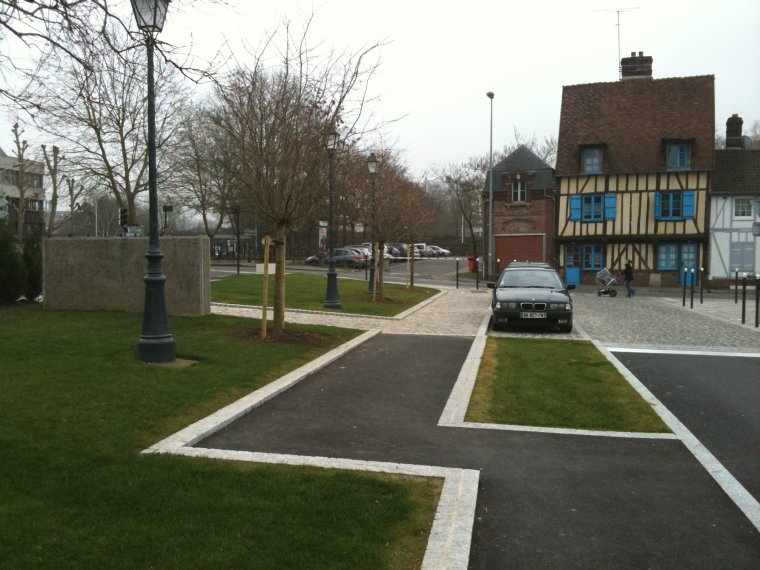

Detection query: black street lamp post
(366, 152), (378, 294)
(132, 0), (176, 363)
(324, 127), (341, 308)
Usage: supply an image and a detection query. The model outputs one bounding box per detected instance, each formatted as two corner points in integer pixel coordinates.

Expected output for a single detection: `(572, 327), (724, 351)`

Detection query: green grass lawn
(467, 337), (670, 433)
(211, 273), (439, 317)
(0, 305), (440, 568)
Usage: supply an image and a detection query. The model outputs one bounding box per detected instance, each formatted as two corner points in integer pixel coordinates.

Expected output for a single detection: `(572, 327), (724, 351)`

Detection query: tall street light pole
(324, 127), (341, 308)
(486, 91), (495, 280)
(132, 0), (175, 363)
(366, 152), (379, 296)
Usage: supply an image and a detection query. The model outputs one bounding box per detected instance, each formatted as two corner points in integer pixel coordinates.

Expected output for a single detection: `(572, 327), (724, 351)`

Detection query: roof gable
(556, 75), (715, 176)
(493, 145), (553, 172)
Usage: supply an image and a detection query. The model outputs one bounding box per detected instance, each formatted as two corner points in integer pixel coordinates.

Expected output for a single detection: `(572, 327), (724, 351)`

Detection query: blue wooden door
(564, 245), (581, 285)
(680, 243), (697, 286)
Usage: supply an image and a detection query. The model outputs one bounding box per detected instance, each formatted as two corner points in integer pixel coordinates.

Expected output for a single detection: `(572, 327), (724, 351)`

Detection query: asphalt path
(199, 334), (760, 569)
(614, 351), (760, 502)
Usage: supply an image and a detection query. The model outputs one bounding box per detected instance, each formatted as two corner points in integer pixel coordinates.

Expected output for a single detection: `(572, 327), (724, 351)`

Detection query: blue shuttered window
(569, 194), (616, 222)
(655, 191), (695, 220)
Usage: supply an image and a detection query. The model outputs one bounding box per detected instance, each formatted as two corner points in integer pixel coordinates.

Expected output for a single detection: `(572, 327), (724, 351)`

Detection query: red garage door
(495, 235), (545, 270)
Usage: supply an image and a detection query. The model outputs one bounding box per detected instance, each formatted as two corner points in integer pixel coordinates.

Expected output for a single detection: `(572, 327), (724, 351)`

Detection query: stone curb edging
(595, 341), (760, 533)
(143, 327), (478, 570)
(437, 309), (678, 440)
(210, 288), (446, 322)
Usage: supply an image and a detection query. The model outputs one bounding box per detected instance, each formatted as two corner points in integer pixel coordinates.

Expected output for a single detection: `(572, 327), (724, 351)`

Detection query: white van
(413, 243), (428, 257)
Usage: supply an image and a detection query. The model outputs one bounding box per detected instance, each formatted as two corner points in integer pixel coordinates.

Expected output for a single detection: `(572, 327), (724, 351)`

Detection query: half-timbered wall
(556, 171), (710, 285)
(709, 195), (760, 278)
(557, 171), (709, 238)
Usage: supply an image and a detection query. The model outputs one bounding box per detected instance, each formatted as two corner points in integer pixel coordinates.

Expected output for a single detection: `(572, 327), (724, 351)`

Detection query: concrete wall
(43, 236), (210, 316)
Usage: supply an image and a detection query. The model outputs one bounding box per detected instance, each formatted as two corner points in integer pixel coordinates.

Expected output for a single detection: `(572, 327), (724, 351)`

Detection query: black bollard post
(755, 275), (759, 328)
(700, 267), (704, 304)
(456, 259), (460, 289)
(682, 268), (687, 307)
(741, 276), (747, 324)
(690, 268), (695, 309)
(476, 258), (480, 291)
(735, 268), (739, 303)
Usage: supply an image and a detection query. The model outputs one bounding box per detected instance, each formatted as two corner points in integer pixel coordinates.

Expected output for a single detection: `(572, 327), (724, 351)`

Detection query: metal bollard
(735, 268), (739, 303)
(690, 268), (695, 309)
(700, 267), (704, 304)
(741, 276), (747, 324)
(456, 259), (459, 289)
(755, 275), (759, 328)
(682, 267), (687, 307)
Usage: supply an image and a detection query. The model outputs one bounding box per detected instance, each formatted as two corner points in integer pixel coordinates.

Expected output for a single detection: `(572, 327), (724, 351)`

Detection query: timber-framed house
(555, 52), (714, 286)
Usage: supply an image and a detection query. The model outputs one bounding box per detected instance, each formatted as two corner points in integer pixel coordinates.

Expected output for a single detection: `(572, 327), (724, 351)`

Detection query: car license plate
(520, 312), (546, 319)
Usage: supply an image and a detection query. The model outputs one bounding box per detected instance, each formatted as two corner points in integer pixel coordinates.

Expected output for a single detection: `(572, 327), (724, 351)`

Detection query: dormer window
(581, 146), (603, 174)
(666, 142), (690, 170)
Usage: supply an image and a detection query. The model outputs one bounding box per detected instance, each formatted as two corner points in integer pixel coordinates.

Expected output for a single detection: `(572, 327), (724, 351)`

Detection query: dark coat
(624, 263), (634, 282)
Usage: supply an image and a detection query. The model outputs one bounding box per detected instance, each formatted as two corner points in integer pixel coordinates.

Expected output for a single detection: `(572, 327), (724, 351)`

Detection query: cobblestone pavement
(572, 292), (760, 352)
(212, 286), (760, 350)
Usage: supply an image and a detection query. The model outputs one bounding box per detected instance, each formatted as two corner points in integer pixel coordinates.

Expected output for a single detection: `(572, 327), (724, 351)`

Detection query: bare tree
(171, 104), (238, 238)
(6, 123), (46, 235)
(437, 160), (482, 265)
(25, 21), (191, 224)
(213, 20), (382, 335)
(0, 0), (227, 106)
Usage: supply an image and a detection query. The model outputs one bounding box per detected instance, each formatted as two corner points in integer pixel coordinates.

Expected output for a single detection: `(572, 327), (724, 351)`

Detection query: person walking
(624, 260), (635, 298)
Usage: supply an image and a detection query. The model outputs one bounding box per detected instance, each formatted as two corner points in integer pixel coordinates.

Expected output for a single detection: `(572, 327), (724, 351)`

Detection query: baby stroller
(597, 276), (619, 297)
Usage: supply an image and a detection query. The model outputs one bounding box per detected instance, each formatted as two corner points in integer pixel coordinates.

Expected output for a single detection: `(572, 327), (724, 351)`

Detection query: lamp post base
(139, 256), (176, 363)
(324, 263), (341, 309)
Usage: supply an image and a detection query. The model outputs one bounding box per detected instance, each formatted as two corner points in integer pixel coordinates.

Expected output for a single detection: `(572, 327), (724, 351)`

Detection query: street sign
(126, 225), (143, 237)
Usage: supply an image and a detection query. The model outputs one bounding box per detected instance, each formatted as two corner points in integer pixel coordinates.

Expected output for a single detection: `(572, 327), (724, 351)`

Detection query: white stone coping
(437, 311), (678, 440)
(211, 288), (446, 322)
(144, 327), (478, 570)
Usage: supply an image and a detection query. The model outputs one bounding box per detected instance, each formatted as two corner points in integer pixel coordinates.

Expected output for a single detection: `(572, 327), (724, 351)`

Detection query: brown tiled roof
(556, 76), (715, 176)
(712, 149), (760, 195)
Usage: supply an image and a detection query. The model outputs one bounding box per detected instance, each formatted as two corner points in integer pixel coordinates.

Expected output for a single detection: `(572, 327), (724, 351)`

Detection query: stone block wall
(43, 236), (210, 316)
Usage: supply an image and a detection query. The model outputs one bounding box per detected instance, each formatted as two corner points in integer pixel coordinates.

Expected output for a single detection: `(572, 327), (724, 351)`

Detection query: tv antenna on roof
(594, 6), (640, 79)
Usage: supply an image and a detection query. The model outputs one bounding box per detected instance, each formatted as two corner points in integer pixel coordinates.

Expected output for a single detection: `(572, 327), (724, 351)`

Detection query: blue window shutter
(569, 195), (581, 221)
(604, 194), (617, 220)
(654, 192), (663, 219)
(682, 191), (695, 219)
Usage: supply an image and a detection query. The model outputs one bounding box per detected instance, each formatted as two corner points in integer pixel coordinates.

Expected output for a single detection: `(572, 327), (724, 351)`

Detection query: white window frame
(511, 180), (526, 202)
(734, 197), (753, 219)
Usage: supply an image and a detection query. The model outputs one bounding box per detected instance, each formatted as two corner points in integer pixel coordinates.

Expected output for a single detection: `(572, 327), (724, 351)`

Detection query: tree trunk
(273, 224), (287, 335)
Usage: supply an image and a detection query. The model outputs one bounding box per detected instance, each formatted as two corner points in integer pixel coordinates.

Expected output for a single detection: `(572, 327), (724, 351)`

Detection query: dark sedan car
(487, 266), (575, 332)
(305, 248), (364, 268)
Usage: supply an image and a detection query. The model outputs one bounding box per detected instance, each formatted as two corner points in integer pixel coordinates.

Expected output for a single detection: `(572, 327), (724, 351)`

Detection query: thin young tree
(213, 20), (381, 335)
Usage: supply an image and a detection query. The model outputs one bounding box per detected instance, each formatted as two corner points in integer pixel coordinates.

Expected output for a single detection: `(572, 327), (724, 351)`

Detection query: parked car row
(305, 242), (453, 268)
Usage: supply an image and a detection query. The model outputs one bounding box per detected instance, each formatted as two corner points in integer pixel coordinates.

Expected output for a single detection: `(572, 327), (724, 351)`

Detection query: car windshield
(498, 269), (564, 289)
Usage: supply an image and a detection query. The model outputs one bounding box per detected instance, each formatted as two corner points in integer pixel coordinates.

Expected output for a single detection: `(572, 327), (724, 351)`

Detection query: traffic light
(119, 208), (128, 227)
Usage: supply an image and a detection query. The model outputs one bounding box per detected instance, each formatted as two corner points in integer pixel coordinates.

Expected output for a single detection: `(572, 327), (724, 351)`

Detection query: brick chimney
(620, 51), (653, 80)
(725, 114), (744, 149)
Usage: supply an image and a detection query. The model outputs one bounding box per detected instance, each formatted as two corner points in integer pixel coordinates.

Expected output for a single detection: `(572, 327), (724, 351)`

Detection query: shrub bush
(0, 222), (26, 304)
(22, 229), (43, 301)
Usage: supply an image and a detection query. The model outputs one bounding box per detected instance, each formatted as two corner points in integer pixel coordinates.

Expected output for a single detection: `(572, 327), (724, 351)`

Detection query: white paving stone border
(438, 310), (678, 440)
(598, 342), (760, 533)
(143, 327), (478, 570)
(210, 288), (447, 322)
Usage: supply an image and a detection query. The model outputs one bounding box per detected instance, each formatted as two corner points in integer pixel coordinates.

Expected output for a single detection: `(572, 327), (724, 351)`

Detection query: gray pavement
(191, 286), (760, 568)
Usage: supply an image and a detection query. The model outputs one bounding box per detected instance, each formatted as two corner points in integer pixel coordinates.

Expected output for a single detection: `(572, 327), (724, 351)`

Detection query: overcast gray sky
(3, 0), (759, 179)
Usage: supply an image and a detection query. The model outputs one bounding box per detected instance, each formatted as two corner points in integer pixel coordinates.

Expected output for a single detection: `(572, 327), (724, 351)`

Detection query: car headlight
(500, 301), (518, 309)
(548, 303), (568, 310)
